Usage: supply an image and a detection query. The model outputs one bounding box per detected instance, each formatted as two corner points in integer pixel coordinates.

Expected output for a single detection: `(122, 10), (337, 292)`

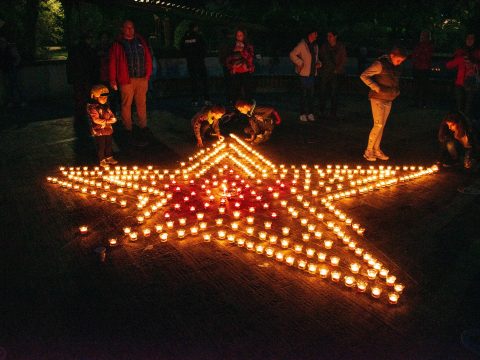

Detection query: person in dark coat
(181, 23), (210, 106)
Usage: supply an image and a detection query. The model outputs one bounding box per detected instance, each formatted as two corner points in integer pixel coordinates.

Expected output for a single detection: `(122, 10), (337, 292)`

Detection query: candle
(218, 230), (226, 239)
(120, 200), (127, 208)
(123, 227), (131, 235)
(298, 260), (307, 270)
(237, 238), (245, 247)
(356, 280), (367, 292)
(300, 218), (308, 226)
(344, 276), (355, 287)
(203, 233), (211, 242)
(166, 221), (174, 229)
(330, 256), (340, 266)
(246, 227), (254, 236)
(286, 256), (295, 266)
(246, 216), (254, 224)
(196, 213), (204, 220)
(314, 231), (322, 239)
(394, 283), (405, 293)
(215, 218), (223, 226)
(275, 252), (284, 261)
(294, 244), (303, 253)
(380, 268), (389, 278)
(354, 248), (364, 257)
(280, 239), (289, 248)
(137, 216), (144, 224)
(386, 275), (396, 286)
(302, 233), (310, 242)
(266, 247), (274, 257)
(308, 263), (317, 274)
(227, 234), (235, 243)
(179, 218), (187, 226)
(371, 287), (382, 298)
(319, 267), (329, 278)
(317, 252), (327, 262)
(306, 248), (315, 258)
(282, 227), (290, 236)
(264, 221), (272, 230)
(258, 231), (267, 241)
(350, 263), (361, 274)
(79, 226), (88, 235)
(367, 269), (378, 280)
(388, 292), (399, 304)
(190, 226), (199, 235)
(246, 241), (255, 250)
(233, 211), (241, 219)
(143, 228), (151, 237)
(324, 240), (333, 249)
(108, 238), (118, 247)
(269, 235), (278, 244)
(307, 224), (316, 232)
(155, 224), (163, 233)
(177, 229), (186, 239)
(129, 232), (138, 241)
(255, 245), (264, 254)
(331, 270), (341, 282)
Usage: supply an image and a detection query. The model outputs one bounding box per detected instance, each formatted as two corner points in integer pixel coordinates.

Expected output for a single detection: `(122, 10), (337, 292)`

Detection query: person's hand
(218, 135), (225, 141)
(197, 140), (204, 147)
(111, 83), (118, 91)
(371, 84), (381, 93)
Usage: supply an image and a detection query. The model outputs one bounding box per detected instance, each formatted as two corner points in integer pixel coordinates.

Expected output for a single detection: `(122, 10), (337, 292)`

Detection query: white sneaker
(363, 150), (376, 161)
(307, 113), (315, 121)
(299, 114), (308, 122)
(374, 150), (389, 161)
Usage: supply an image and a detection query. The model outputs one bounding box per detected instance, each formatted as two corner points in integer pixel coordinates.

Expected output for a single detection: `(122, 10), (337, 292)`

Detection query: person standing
(66, 33), (98, 140)
(181, 23), (210, 106)
(446, 33), (480, 125)
(109, 20), (153, 146)
(411, 30), (433, 108)
(360, 47), (407, 161)
(318, 30), (347, 120)
(226, 29), (255, 102)
(290, 29), (321, 122)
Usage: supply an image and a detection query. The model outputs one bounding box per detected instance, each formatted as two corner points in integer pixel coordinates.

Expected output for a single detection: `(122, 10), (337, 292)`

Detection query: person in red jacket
(446, 33), (480, 121)
(411, 30), (434, 108)
(109, 20), (152, 146)
(226, 29), (255, 102)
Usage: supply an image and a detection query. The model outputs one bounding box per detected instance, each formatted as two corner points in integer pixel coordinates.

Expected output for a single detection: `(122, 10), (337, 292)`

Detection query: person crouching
(438, 112), (477, 169)
(192, 104), (226, 147)
(235, 100), (281, 144)
(87, 84), (118, 167)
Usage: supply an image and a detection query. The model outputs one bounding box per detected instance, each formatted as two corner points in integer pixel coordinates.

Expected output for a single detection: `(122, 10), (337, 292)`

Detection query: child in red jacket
(86, 84), (118, 167)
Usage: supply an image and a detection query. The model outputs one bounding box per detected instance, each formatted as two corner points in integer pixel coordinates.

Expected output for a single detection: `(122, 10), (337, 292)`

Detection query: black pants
(231, 72), (253, 102)
(187, 60), (209, 101)
(95, 135), (113, 161)
(318, 73), (339, 116)
(413, 69), (430, 106)
(300, 76), (315, 115)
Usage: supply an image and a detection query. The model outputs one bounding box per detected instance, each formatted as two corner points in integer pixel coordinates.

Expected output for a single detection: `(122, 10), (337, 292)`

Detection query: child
(86, 84), (118, 167)
(235, 100), (281, 144)
(438, 112), (477, 169)
(191, 104), (226, 147)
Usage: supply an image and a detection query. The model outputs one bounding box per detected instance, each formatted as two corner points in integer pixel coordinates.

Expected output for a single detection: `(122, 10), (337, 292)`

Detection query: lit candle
(331, 270), (341, 282)
(137, 216), (144, 224)
(388, 292), (399, 304)
(286, 256), (295, 266)
(227, 234), (235, 243)
(218, 230), (226, 239)
(394, 283), (405, 294)
(179, 218), (187, 226)
(294, 244), (303, 253)
(330, 256), (340, 266)
(282, 227), (290, 236)
(356, 280), (367, 292)
(143, 228), (151, 237)
(233, 211), (241, 219)
(319, 267), (329, 278)
(177, 229), (186, 239)
(215, 218), (223, 226)
(275, 252), (284, 261)
(371, 287), (382, 298)
(269, 235), (278, 244)
(166, 221), (174, 229)
(324, 240), (333, 249)
(199, 222), (207, 230)
(237, 238), (245, 247)
(308, 263), (317, 274)
(120, 200), (127, 208)
(203, 233), (211, 242)
(266, 247), (274, 257)
(108, 238), (118, 247)
(367, 269), (378, 280)
(155, 224), (163, 233)
(123, 227), (131, 235)
(354, 248), (364, 257)
(386, 275), (396, 286)
(246, 227), (254, 236)
(264, 221), (272, 230)
(129, 232), (138, 241)
(298, 260), (307, 270)
(190, 226), (199, 235)
(307, 224), (316, 232)
(280, 239), (289, 248)
(246, 241), (255, 250)
(79, 226), (88, 235)
(302, 233), (310, 242)
(317, 252), (327, 262)
(196, 213), (204, 220)
(350, 263), (361, 274)
(379, 268), (389, 278)
(314, 231), (322, 239)
(255, 245), (264, 254)
(300, 218), (308, 226)
(246, 216), (254, 224)
(344, 276), (355, 287)
(306, 248), (315, 258)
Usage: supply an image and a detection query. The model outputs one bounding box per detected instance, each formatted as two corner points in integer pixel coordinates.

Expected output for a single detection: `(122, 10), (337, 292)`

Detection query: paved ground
(1, 90), (479, 359)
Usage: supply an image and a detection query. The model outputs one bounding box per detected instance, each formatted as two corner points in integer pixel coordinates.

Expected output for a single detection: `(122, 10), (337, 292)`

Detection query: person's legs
(454, 85), (466, 114)
(318, 74), (329, 116)
(104, 135), (113, 159)
(330, 74), (339, 117)
(373, 101), (391, 151)
(95, 135), (107, 162)
(120, 83), (134, 131)
(133, 77), (149, 129)
(366, 99), (391, 152)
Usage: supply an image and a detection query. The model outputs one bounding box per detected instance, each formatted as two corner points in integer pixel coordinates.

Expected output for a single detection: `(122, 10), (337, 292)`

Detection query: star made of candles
(47, 134), (438, 305)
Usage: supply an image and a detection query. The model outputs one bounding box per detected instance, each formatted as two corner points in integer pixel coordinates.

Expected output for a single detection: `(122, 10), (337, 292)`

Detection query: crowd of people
(64, 19), (479, 171)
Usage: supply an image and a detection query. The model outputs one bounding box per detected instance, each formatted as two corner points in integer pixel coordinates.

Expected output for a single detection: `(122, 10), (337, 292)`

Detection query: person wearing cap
(109, 20), (152, 146)
(360, 46), (407, 161)
(87, 84), (118, 167)
(290, 28), (322, 122)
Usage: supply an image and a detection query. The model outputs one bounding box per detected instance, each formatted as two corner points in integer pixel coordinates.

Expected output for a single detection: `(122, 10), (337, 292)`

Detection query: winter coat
(290, 39), (320, 77)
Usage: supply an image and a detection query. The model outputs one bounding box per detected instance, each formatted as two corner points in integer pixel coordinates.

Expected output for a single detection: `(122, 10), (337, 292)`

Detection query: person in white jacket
(290, 29), (322, 122)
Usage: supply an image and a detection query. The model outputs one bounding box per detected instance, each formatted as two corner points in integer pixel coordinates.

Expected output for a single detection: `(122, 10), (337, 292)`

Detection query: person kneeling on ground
(438, 112), (477, 170)
(235, 100), (281, 144)
(192, 104), (226, 147)
(87, 85), (118, 167)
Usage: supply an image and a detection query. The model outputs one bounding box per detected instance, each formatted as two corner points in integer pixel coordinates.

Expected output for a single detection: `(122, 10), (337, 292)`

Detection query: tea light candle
(177, 229), (186, 239)
(306, 248), (315, 258)
(327, 222), (334, 229)
(246, 216), (254, 224)
(317, 252), (327, 262)
(307, 224), (316, 232)
(394, 283), (405, 293)
(275, 252), (284, 261)
(79, 226), (88, 235)
(143, 228), (151, 237)
(331, 270), (341, 282)
(324, 240), (333, 249)
(286, 256), (295, 266)
(350, 263), (361, 274)
(179, 218), (187, 226)
(302, 233), (310, 242)
(218, 230), (226, 239)
(386, 275), (396, 286)
(354, 248), (364, 257)
(264, 221), (272, 230)
(269, 235), (278, 244)
(219, 207), (226, 214)
(166, 221), (174, 229)
(144, 211), (151, 218)
(237, 238), (245, 247)
(108, 238), (118, 247)
(190, 226), (198, 235)
(308, 263), (317, 274)
(266, 247), (274, 257)
(314, 231), (323, 239)
(231, 222), (239, 230)
(300, 218), (308, 226)
(258, 231), (267, 241)
(137, 216), (144, 224)
(319, 267), (329, 278)
(294, 244), (303, 253)
(280, 200), (287, 207)
(120, 200), (127, 208)
(203, 233), (211, 242)
(196, 213), (204, 220)
(199, 222), (207, 230)
(371, 287), (382, 298)
(123, 227), (131, 235)
(155, 224), (163, 233)
(215, 218), (223, 226)
(129, 232), (138, 241)
(356, 281), (367, 292)
(255, 245), (264, 254)
(330, 256), (340, 266)
(367, 269), (378, 280)
(298, 260), (307, 270)
(246, 241), (255, 250)
(388, 292), (399, 304)
(233, 211), (241, 219)
(282, 227), (290, 236)
(246, 227), (254, 236)
(280, 239), (289, 248)
(344, 276), (355, 287)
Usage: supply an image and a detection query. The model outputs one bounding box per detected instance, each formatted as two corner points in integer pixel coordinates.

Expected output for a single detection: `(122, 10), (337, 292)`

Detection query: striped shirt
(120, 37), (146, 78)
